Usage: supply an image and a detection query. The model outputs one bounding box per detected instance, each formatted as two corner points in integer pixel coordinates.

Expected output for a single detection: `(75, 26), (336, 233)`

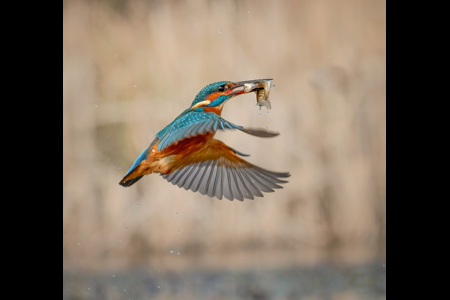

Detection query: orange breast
(203, 105), (222, 115)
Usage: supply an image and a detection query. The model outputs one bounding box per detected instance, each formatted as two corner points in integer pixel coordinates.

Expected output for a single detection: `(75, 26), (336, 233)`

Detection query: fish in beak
(225, 79), (273, 110)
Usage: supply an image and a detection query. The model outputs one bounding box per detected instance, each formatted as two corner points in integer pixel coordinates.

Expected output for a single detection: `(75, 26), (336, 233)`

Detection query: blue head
(190, 81), (232, 108)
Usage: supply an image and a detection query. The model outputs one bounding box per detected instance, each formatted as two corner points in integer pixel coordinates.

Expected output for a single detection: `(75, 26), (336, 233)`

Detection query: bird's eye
(217, 85), (225, 92)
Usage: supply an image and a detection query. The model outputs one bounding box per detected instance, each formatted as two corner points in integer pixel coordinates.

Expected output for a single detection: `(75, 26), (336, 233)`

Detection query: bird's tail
(119, 173), (144, 187)
(119, 146), (151, 187)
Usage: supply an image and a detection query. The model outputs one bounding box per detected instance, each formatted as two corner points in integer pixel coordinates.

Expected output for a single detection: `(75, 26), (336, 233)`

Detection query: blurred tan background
(63, 0), (385, 298)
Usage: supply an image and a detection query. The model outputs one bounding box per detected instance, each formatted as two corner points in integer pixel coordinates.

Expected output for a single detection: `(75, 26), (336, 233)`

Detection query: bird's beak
(225, 79), (273, 96)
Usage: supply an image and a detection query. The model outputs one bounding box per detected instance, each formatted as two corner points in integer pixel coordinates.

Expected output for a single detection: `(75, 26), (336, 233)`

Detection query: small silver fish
(256, 80), (271, 110)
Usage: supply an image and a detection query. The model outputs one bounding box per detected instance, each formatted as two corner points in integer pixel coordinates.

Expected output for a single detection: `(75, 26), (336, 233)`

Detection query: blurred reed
(63, 0), (385, 271)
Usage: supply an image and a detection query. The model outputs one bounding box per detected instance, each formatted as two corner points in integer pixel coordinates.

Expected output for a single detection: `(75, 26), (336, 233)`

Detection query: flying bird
(119, 79), (290, 201)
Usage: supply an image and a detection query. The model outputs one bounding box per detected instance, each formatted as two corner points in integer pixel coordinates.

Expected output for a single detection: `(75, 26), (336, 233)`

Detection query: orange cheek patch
(205, 92), (220, 101)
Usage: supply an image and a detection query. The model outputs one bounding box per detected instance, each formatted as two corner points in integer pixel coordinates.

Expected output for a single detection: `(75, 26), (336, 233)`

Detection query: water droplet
(266, 110), (270, 114)
(112, 274), (115, 278)
(133, 84), (136, 88)
(125, 227), (128, 231)
(248, 10), (251, 14)
(170, 249), (174, 254)
(175, 212), (179, 215)
(177, 252), (180, 255)
(77, 242), (80, 245)
(136, 203), (140, 207)
(218, 30), (223, 34)
(157, 285), (160, 289)
(94, 104), (98, 108)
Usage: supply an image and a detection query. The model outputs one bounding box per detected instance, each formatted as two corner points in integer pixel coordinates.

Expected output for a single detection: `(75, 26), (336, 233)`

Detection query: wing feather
(237, 167), (264, 198)
(222, 166), (232, 200)
(192, 160), (211, 193)
(213, 164), (223, 200)
(182, 163), (199, 190)
(245, 168), (275, 192)
(161, 139), (290, 201)
(230, 169), (244, 201)
(172, 165), (190, 186)
(234, 169), (255, 200)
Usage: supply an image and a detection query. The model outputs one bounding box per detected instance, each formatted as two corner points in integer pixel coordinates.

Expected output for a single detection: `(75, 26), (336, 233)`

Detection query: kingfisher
(119, 79), (290, 201)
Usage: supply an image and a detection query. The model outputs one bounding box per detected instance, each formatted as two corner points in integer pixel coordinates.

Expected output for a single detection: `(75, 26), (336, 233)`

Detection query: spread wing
(161, 139), (290, 201)
(156, 111), (280, 151)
